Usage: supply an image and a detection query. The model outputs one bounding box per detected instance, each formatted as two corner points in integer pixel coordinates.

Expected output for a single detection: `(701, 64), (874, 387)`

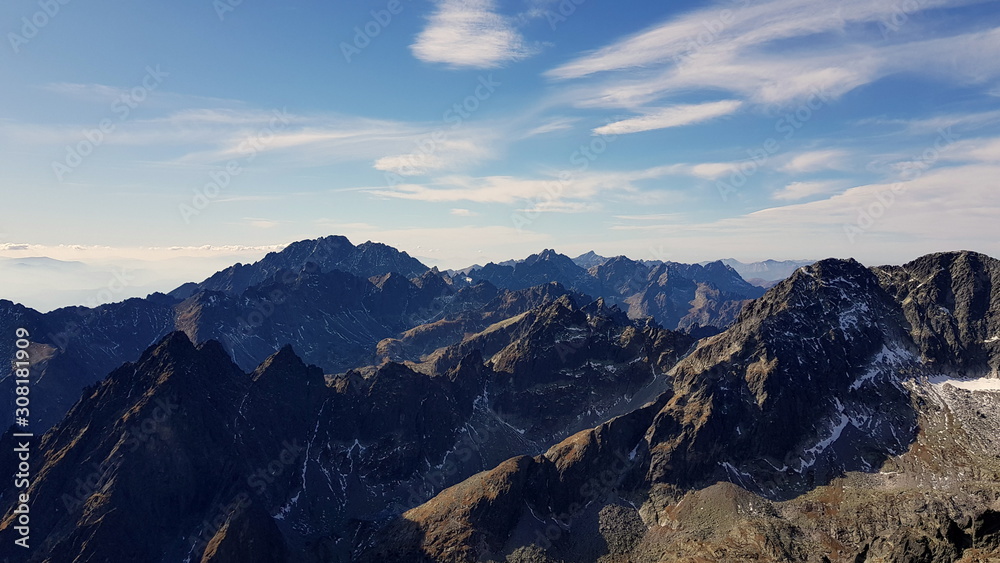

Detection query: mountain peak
(171, 235), (428, 298)
(792, 257), (874, 287)
(526, 248), (571, 264)
(572, 250), (608, 269)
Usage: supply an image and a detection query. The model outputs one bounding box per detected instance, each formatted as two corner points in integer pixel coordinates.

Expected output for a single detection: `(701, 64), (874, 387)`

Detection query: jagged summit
(572, 250), (609, 269)
(170, 235), (429, 298)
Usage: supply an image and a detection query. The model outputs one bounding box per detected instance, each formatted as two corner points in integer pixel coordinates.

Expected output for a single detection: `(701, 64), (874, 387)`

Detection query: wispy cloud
(607, 161), (1000, 263)
(772, 180), (844, 200)
(243, 217), (281, 229)
(0, 101), (509, 176)
(613, 213), (685, 222)
(517, 200), (601, 214)
(864, 109), (1000, 134)
(592, 100), (742, 135)
(411, 0), (538, 68)
(938, 137), (1000, 163)
(366, 166), (687, 209)
(41, 82), (130, 101)
(638, 162), (742, 180)
(547, 0), (1000, 109)
(779, 150), (849, 173)
(521, 117), (579, 138)
(450, 208), (478, 216)
(373, 136), (497, 176)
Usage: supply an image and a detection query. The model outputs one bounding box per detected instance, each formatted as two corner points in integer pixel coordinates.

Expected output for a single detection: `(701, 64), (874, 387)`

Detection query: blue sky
(2, 0), (1000, 310)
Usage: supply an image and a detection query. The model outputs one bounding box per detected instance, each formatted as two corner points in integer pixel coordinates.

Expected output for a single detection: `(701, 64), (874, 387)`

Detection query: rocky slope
(875, 251), (1000, 376)
(0, 291), (693, 562)
(361, 252), (1000, 562)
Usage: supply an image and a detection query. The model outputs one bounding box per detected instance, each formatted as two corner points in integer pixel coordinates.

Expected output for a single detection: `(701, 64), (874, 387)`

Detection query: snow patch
(628, 441), (640, 461)
(850, 344), (916, 390)
(929, 375), (1000, 392)
(796, 398), (849, 471)
(720, 461), (758, 490)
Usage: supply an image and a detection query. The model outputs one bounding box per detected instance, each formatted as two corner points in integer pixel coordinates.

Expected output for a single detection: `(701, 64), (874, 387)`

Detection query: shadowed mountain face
(0, 264), (451, 432)
(874, 251), (1000, 376)
(1, 246), (999, 563)
(0, 291), (693, 563)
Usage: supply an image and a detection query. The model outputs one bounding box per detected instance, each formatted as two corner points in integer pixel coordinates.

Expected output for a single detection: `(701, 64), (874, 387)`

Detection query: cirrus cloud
(592, 100), (743, 135)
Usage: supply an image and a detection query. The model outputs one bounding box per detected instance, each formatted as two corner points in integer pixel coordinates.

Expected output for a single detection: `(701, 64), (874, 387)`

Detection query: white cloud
(243, 218), (281, 229)
(592, 100), (742, 135)
(772, 180), (844, 201)
(521, 117), (578, 138)
(613, 213), (684, 222)
(780, 150), (849, 173)
(687, 162), (740, 179)
(869, 109), (1000, 134)
(547, 0), (1000, 109)
(373, 137), (495, 176)
(366, 166), (689, 209)
(450, 208), (478, 216)
(411, 0), (537, 68)
(0, 107), (422, 167)
(41, 82), (128, 101)
(606, 162), (1000, 264)
(939, 137), (1000, 163)
(0, 102), (513, 178)
(517, 200), (601, 214)
(638, 162), (741, 180)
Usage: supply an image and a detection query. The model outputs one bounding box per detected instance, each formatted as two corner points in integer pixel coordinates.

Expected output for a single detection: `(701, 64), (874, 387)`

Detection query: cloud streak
(366, 166), (689, 209)
(780, 150), (849, 173)
(547, 0), (1000, 108)
(772, 180), (844, 201)
(592, 100), (742, 135)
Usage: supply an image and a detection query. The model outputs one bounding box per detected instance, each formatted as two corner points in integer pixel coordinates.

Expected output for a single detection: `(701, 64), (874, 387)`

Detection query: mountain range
(0, 236), (763, 432)
(1, 237), (998, 563)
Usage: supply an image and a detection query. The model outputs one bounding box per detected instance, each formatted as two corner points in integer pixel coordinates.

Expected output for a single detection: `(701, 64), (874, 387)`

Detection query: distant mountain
(571, 250), (609, 269)
(170, 235), (429, 299)
(466, 250), (765, 332)
(715, 258), (815, 284)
